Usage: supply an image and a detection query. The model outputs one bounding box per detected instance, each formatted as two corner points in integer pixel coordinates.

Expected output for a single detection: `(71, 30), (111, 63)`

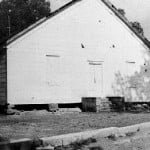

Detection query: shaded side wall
(0, 48), (7, 105)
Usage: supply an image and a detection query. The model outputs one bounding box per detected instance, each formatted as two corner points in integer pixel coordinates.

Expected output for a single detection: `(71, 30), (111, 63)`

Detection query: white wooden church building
(0, 0), (149, 106)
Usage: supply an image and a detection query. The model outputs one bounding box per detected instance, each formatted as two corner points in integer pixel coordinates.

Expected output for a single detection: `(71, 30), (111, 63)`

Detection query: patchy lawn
(1, 110), (150, 140)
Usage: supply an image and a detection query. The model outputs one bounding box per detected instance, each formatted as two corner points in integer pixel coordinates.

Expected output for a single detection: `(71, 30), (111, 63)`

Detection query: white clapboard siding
(6, 0), (149, 104)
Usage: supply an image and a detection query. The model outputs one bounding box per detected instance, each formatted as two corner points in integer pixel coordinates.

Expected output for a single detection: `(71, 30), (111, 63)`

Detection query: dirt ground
(1, 110), (150, 140)
(55, 134), (150, 150)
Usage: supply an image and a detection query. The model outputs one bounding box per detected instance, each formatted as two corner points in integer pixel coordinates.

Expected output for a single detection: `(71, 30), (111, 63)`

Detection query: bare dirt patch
(1, 110), (150, 140)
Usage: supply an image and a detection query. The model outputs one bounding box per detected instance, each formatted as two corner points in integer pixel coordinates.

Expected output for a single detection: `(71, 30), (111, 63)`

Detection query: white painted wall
(7, 0), (149, 104)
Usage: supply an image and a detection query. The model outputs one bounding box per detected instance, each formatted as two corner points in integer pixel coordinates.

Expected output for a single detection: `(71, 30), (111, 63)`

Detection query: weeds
(55, 138), (97, 150)
(107, 134), (117, 141)
(125, 131), (136, 137)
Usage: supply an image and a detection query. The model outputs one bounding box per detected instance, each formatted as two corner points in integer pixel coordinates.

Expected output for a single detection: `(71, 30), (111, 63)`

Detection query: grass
(0, 111), (150, 140)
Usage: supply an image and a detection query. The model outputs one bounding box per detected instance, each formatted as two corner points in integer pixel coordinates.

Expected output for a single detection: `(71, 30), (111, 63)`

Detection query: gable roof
(1, 0), (150, 49)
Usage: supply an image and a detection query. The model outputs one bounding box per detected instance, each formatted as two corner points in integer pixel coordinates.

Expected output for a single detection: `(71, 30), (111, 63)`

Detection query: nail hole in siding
(112, 44), (115, 48)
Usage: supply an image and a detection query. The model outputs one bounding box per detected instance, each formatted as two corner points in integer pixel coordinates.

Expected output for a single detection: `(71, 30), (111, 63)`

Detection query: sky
(50, 0), (150, 40)
(110, 0), (150, 40)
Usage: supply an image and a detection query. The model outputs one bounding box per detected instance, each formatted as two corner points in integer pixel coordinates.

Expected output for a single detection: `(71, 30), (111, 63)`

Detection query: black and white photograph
(0, 0), (150, 149)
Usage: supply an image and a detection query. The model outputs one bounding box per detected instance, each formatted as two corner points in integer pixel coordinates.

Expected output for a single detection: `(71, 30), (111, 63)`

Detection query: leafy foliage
(113, 59), (150, 102)
(0, 0), (50, 41)
(117, 8), (126, 16)
(130, 21), (144, 36)
(117, 7), (150, 47)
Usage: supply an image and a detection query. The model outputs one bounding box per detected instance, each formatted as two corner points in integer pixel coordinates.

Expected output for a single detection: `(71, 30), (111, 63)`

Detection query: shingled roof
(1, 0), (150, 49)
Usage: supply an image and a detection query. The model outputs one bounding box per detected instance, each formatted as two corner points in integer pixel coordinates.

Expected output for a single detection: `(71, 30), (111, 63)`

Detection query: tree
(0, 0), (50, 42)
(117, 8), (125, 16)
(130, 21), (144, 36)
(116, 8), (145, 37)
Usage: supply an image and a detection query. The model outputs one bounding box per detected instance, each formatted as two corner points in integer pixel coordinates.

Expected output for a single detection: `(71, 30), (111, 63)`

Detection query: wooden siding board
(0, 48), (7, 105)
(0, 65), (5, 68)
(0, 93), (6, 97)
(0, 87), (6, 91)
(0, 97), (6, 100)
(0, 71), (6, 74)
(0, 69), (6, 73)
(0, 60), (6, 63)
(0, 77), (7, 82)
(0, 82), (6, 86)
(0, 74), (6, 78)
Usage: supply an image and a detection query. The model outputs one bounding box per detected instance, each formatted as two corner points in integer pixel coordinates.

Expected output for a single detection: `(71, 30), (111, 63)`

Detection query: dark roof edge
(7, 17), (47, 45)
(4, 0), (81, 46)
(101, 0), (150, 49)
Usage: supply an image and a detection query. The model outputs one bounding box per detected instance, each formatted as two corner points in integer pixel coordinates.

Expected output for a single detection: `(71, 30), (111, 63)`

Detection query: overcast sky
(50, 0), (150, 40)
(110, 0), (150, 40)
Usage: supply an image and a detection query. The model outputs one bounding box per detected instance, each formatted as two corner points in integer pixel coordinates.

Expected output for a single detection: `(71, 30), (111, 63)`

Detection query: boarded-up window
(88, 61), (103, 96)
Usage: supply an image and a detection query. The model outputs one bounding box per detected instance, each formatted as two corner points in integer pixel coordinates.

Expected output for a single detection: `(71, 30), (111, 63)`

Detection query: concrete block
(82, 97), (111, 112)
(82, 97), (97, 112)
(48, 104), (59, 112)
